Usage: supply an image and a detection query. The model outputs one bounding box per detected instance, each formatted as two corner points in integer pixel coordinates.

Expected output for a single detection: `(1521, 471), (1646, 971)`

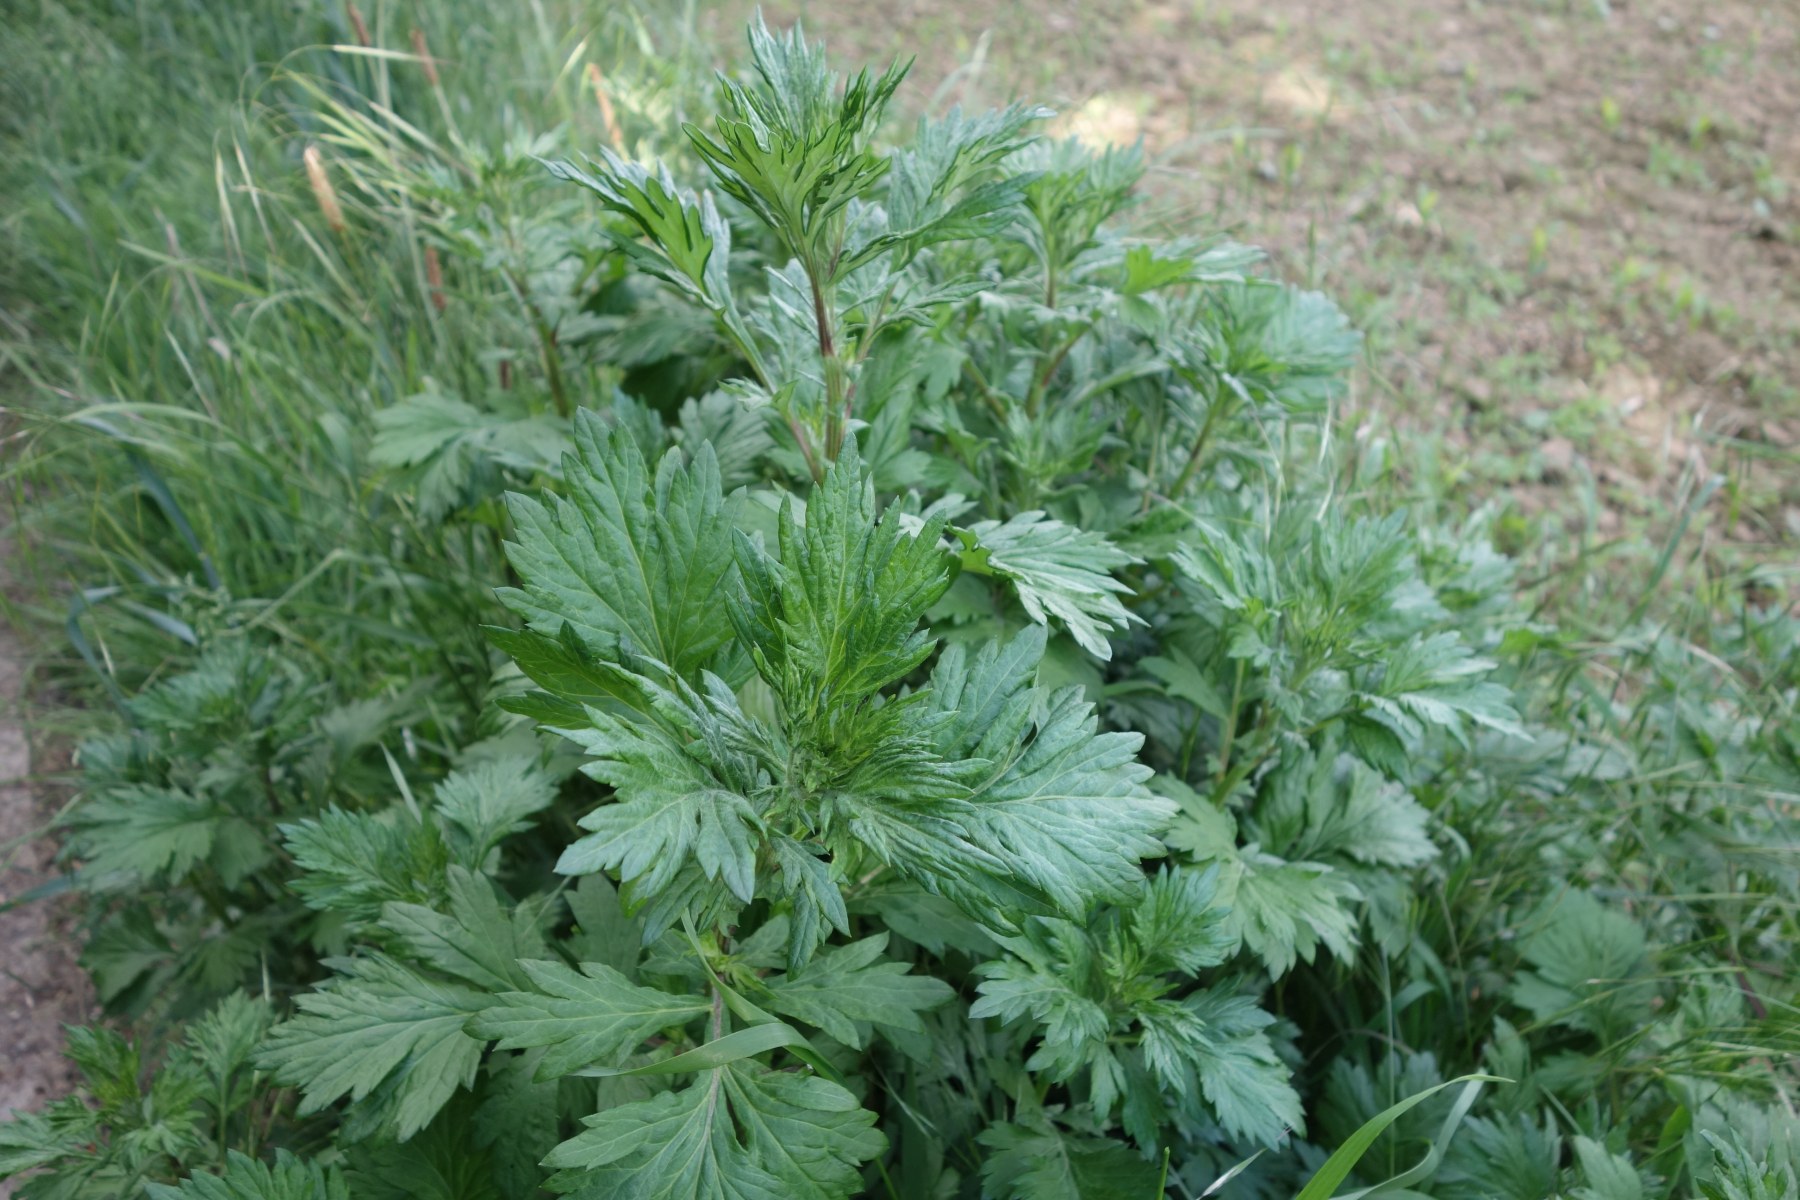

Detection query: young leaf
(542, 153), (734, 312)
(554, 700), (763, 904)
(980, 1115), (1164, 1200)
(282, 806), (445, 922)
(344, 1097), (504, 1200)
(1256, 750), (1436, 869)
(475, 1053), (562, 1200)
(1223, 851), (1361, 978)
(1169, 990), (1304, 1148)
(955, 511), (1141, 659)
(501, 413), (736, 683)
(1361, 631), (1525, 746)
(1295, 1076), (1501, 1200)
(685, 14), (908, 263)
(1128, 866), (1239, 974)
(432, 758), (556, 867)
(258, 955), (488, 1140)
(542, 1062), (883, 1199)
(379, 867), (547, 993)
(1509, 891), (1652, 1037)
(1182, 282), (1361, 416)
(928, 628), (1175, 915)
(70, 785), (218, 884)
(761, 932), (955, 1048)
(145, 1151), (350, 1200)
(564, 873), (645, 978)
(467, 959), (711, 1080)
(729, 444), (952, 716)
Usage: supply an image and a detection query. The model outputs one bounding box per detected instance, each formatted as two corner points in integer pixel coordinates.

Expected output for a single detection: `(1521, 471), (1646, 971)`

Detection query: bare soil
(0, 600), (94, 1181)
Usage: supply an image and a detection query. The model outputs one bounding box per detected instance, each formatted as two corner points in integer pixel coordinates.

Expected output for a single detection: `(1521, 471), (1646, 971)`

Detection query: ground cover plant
(1, 4), (1796, 1200)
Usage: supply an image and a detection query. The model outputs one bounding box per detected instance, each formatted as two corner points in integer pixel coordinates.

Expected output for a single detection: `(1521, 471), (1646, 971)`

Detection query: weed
(0, 7), (1794, 1200)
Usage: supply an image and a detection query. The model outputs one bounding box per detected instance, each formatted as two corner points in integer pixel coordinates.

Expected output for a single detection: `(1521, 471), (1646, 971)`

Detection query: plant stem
(504, 269), (569, 418)
(1025, 323), (1090, 417)
(1171, 392), (1227, 497)
(809, 262), (849, 460)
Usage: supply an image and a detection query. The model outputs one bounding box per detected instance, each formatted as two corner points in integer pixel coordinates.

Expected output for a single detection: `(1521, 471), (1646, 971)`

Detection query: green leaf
(556, 703), (762, 904)
(0, 1109), (92, 1178)
(1361, 632), (1525, 746)
(488, 623), (640, 728)
(979, 1119), (1164, 1200)
(1344, 716), (1409, 778)
(1222, 850), (1360, 978)
(886, 103), (1046, 232)
(501, 413), (736, 683)
(866, 103), (1047, 274)
(1256, 750), (1436, 869)
(851, 881), (999, 957)
(970, 934), (1110, 1072)
(344, 1096), (503, 1200)
(543, 153), (733, 312)
(467, 959), (710, 1080)
(762, 933), (955, 1048)
(282, 806), (445, 922)
(370, 392), (487, 467)
(729, 444), (952, 714)
(719, 1066), (886, 1200)
(1128, 866), (1237, 975)
(380, 867), (547, 993)
(1692, 1130), (1798, 1200)
(1140, 649), (1230, 719)
(1572, 1139), (1646, 1200)
(564, 873), (644, 978)
(473, 1057), (560, 1200)
(144, 1150), (349, 1200)
(679, 390), (774, 489)
(1187, 282), (1361, 415)
(71, 784), (218, 884)
(186, 991), (275, 1092)
(258, 955), (487, 1140)
(960, 684), (1169, 915)
(1130, 989), (1301, 1148)
(543, 1061), (883, 1200)
(1509, 890), (1651, 1036)
(928, 628), (1176, 917)
(1438, 1113), (1563, 1200)
(767, 835), (852, 969)
(432, 758), (556, 867)
(956, 512), (1141, 659)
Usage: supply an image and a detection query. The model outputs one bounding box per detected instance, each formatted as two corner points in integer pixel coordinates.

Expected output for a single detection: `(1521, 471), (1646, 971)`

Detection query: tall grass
(1, 0), (706, 716)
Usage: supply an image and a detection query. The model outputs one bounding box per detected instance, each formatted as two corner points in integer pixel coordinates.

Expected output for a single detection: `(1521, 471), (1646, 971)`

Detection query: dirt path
(0, 600), (92, 1161)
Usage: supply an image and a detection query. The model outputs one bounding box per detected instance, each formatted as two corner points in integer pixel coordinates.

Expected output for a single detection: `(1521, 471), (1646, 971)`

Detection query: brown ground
(0, 593), (94, 1188)
(720, 0), (1800, 580)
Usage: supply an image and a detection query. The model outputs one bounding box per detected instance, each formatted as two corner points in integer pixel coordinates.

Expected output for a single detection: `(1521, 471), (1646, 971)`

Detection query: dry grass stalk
(411, 28), (441, 88)
(586, 62), (625, 150)
(345, 2), (370, 47)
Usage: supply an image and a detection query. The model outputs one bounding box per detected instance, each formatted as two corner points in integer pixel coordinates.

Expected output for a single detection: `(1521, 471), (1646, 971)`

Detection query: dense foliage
(2, 6), (1796, 1200)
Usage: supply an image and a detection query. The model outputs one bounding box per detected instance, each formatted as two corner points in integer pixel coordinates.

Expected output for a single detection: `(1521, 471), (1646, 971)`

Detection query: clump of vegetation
(2, 5), (1795, 1200)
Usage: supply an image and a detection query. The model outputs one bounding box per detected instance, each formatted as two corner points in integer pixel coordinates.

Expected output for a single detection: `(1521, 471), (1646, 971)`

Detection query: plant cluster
(2, 7), (1796, 1200)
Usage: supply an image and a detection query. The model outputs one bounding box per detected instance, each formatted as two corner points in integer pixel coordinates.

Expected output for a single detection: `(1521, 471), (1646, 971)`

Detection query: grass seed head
(302, 145), (345, 234)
